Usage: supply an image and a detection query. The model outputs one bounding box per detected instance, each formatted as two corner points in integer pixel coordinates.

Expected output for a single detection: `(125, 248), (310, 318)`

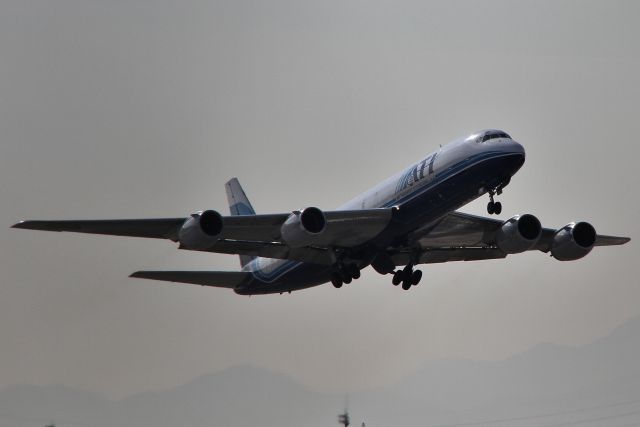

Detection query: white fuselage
(245, 130), (525, 290)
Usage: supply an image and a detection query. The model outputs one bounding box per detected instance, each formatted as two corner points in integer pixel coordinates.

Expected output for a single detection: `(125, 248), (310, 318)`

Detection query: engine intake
(200, 210), (224, 236)
(495, 214), (542, 254)
(178, 210), (224, 250)
(281, 207), (327, 247)
(551, 222), (596, 261)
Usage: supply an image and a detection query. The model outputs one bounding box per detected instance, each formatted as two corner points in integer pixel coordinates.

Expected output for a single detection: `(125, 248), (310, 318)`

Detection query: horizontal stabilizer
(130, 270), (250, 288)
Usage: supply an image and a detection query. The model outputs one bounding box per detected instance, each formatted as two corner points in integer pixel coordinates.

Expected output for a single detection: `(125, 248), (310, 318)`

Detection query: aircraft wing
(12, 208), (394, 265)
(11, 218), (187, 240)
(10, 216), (286, 242)
(391, 211), (630, 266)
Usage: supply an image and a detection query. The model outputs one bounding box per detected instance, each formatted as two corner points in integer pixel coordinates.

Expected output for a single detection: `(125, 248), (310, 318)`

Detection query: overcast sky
(1, 0), (638, 400)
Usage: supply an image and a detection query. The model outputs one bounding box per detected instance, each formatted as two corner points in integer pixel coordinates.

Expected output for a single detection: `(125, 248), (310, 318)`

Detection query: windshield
(481, 130), (511, 142)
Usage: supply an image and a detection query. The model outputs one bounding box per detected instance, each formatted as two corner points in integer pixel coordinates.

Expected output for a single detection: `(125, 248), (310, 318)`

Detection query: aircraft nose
(510, 139), (525, 159)
(507, 139), (526, 173)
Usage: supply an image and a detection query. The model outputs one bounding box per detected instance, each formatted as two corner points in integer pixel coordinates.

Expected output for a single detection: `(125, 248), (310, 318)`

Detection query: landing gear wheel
(392, 270), (403, 286)
(348, 264), (361, 280)
(331, 274), (343, 288)
(402, 263), (413, 276)
(401, 263), (414, 290)
(338, 267), (352, 283)
(487, 201), (502, 215)
(493, 201), (502, 215)
(487, 187), (504, 215)
(411, 270), (423, 286)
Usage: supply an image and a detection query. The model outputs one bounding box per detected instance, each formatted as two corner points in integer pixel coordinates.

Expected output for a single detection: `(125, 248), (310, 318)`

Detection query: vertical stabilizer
(225, 178), (256, 267)
(225, 178), (256, 216)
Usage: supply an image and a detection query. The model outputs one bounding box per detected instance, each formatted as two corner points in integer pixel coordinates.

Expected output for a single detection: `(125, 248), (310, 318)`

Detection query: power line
(542, 407), (640, 426)
(433, 397), (640, 427)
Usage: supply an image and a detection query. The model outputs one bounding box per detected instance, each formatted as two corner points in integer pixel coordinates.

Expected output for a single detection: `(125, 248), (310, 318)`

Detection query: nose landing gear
(487, 190), (502, 215)
(486, 177), (510, 215)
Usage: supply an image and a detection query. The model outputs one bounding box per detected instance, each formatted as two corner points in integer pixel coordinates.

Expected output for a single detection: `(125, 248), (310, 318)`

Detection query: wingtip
(9, 220), (61, 232)
(129, 271), (167, 281)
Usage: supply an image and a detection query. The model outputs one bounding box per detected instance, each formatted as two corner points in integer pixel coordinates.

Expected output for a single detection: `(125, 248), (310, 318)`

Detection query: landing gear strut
(391, 264), (422, 290)
(486, 178), (510, 215)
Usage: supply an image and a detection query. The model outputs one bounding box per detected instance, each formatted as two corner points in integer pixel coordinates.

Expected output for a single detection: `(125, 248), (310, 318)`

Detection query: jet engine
(495, 214), (542, 254)
(551, 222), (596, 261)
(280, 207), (326, 248)
(178, 210), (224, 250)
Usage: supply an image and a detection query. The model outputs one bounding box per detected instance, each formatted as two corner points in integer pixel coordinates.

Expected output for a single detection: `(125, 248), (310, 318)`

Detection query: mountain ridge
(2, 315), (639, 427)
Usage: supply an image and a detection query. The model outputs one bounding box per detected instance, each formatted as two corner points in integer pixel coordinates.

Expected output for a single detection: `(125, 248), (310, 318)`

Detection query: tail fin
(225, 178), (256, 216)
(225, 178), (256, 268)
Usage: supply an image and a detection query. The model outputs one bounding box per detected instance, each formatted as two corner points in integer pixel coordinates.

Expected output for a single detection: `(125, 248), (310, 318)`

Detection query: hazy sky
(1, 0), (638, 399)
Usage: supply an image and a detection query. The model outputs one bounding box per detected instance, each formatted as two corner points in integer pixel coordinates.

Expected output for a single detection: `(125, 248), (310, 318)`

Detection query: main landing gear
(331, 263), (361, 288)
(391, 263), (422, 290)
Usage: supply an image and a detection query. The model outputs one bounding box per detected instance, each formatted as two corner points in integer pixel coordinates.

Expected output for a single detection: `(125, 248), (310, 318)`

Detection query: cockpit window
(481, 131), (511, 142)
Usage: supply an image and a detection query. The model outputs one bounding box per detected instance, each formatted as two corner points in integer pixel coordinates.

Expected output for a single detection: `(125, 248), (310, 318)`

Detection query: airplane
(12, 129), (630, 295)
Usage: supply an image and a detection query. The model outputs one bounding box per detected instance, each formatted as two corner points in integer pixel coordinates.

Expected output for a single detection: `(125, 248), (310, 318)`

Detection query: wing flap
(203, 239), (335, 265)
(217, 208), (394, 247)
(318, 208), (394, 247)
(222, 214), (288, 241)
(130, 270), (250, 288)
(392, 247), (507, 267)
(410, 212), (492, 247)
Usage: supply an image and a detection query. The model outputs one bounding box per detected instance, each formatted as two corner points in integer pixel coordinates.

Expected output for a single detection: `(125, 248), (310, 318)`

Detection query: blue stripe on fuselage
(251, 258), (301, 283)
(386, 150), (508, 207)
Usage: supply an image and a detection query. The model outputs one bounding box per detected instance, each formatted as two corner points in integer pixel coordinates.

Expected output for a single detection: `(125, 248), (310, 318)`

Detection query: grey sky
(1, 0), (638, 399)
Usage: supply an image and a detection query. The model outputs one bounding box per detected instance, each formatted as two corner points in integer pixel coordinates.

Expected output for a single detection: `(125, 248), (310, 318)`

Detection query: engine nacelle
(495, 214), (542, 254)
(280, 207), (326, 248)
(178, 210), (224, 250)
(551, 222), (596, 261)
